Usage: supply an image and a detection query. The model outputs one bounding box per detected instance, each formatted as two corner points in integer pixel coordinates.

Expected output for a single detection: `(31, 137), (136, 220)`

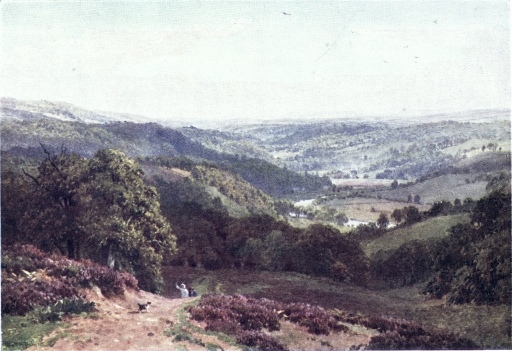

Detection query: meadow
(361, 214), (470, 257)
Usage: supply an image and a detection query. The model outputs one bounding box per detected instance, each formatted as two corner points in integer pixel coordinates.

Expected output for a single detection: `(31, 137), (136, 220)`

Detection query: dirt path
(27, 286), (371, 351)
(27, 287), (214, 351)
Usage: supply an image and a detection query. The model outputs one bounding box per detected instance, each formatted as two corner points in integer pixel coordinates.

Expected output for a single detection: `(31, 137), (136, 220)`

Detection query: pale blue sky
(1, 1), (509, 123)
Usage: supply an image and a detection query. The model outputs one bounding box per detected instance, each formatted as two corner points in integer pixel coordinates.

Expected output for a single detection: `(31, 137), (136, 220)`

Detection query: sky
(1, 1), (510, 124)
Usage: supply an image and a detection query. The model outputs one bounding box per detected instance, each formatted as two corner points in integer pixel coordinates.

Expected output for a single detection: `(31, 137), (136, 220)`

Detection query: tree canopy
(12, 148), (176, 292)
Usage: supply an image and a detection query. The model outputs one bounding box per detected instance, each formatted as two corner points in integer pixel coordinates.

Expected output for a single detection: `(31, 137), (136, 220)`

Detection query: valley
(1, 98), (510, 350)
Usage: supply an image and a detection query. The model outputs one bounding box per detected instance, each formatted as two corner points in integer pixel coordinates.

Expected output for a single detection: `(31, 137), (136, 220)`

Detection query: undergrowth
(2, 244), (137, 316)
(188, 294), (481, 350)
(164, 298), (231, 351)
(1, 243), (134, 350)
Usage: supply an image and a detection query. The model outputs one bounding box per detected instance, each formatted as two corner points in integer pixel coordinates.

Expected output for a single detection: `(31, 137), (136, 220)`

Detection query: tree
(377, 213), (389, 230)
(391, 180), (398, 189)
(404, 206), (421, 224)
(428, 200), (454, 217)
(21, 148), (88, 259)
(21, 148), (176, 292)
(261, 230), (294, 271)
(1, 170), (35, 246)
(294, 224), (369, 284)
(391, 208), (404, 225)
(413, 194), (421, 204)
(423, 188), (511, 305)
(335, 212), (348, 225)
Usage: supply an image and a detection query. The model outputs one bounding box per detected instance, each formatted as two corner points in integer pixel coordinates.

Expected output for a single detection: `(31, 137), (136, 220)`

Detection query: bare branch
(40, 143), (67, 179)
(22, 168), (40, 185)
(40, 142), (52, 159)
(22, 167), (54, 193)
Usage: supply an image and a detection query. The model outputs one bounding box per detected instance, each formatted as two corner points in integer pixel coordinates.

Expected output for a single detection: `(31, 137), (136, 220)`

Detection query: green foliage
(293, 224), (369, 284)
(84, 149), (176, 292)
(305, 205), (349, 225)
(29, 298), (96, 323)
(3, 148), (176, 292)
(376, 213), (389, 229)
(391, 205), (422, 226)
(371, 240), (437, 288)
(1, 314), (66, 351)
(218, 157), (331, 196)
(421, 188), (511, 304)
(191, 164), (277, 216)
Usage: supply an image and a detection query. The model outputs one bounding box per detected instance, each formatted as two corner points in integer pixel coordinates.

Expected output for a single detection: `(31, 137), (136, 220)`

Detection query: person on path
(176, 282), (189, 298)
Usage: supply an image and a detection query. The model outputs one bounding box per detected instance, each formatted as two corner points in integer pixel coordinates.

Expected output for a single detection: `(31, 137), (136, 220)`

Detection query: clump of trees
(391, 206), (422, 226)
(422, 188), (511, 304)
(163, 206), (369, 285)
(366, 186), (510, 305)
(146, 166), (367, 285)
(2, 147), (176, 292)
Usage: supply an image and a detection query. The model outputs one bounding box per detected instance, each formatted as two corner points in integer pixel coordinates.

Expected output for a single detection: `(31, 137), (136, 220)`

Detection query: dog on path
(137, 301), (151, 313)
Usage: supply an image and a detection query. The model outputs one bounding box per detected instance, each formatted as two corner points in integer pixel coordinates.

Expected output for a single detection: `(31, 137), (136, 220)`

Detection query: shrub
(283, 302), (347, 335)
(189, 294), (349, 350)
(2, 279), (81, 315)
(236, 330), (288, 351)
(1, 244), (138, 316)
(332, 312), (480, 350)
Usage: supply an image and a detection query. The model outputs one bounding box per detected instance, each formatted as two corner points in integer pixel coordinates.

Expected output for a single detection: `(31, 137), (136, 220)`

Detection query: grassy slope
(164, 267), (510, 349)
(377, 175), (489, 204)
(362, 214), (470, 257)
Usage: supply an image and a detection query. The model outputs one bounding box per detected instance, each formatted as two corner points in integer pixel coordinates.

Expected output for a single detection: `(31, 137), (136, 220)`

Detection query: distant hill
(2, 97), (508, 197)
(0, 97), (152, 124)
(179, 126), (271, 161)
(218, 118), (510, 180)
(1, 99), (329, 197)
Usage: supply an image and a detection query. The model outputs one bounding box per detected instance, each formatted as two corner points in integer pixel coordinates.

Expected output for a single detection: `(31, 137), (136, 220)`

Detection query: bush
(282, 302), (346, 335)
(1, 244), (138, 315)
(236, 330), (287, 351)
(332, 312), (480, 350)
(2, 279), (81, 315)
(189, 294), (349, 350)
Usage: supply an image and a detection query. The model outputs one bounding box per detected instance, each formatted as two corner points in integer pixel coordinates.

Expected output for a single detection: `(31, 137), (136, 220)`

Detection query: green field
(362, 214), (470, 257)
